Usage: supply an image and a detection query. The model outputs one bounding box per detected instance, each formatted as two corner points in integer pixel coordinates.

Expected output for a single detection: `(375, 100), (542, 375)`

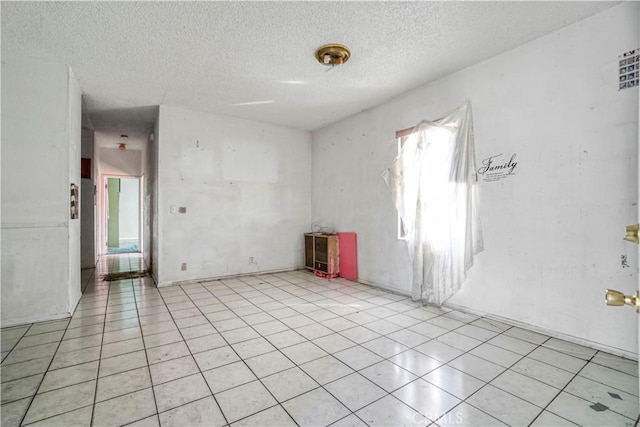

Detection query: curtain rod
(395, 126), (415, 139)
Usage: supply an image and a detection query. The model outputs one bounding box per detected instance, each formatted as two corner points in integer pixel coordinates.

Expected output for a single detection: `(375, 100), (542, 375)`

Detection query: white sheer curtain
(384, 101), (483, 305)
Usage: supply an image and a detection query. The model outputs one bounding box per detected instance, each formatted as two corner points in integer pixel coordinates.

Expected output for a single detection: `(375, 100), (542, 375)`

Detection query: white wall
(67, 69), (82, 308)
(312, 3), (639, 356)
(155, 105), (311, 286)
(80, 129), (96, 268)
(141, 128), (153, 271)
(1, 54), (82, 326)
(98, 144), (142, 176)
(150, 115), (160, 281)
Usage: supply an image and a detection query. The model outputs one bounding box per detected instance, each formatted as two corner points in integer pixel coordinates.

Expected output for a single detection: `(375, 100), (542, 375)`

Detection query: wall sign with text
(619, 49), (639, 90)
(478, 153), (517, 182)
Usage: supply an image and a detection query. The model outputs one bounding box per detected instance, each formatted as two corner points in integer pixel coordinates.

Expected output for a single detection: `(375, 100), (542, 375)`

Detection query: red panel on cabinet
(337, 232), (357, 281)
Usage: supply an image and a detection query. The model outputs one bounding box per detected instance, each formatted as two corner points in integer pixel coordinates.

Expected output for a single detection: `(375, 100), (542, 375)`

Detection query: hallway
(1, 254), (638, 426)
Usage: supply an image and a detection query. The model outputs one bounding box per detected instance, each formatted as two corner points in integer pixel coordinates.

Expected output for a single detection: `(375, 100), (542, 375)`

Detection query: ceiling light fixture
(118, 143), (126, 150)
(315, 44), (351, 67)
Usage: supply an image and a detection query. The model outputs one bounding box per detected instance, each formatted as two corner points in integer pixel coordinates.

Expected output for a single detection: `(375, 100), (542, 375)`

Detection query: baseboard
(337, 277), (637, 360)
(444, 301), (638, 361)
(357, 278), (412, 298)
(1, 312), (71, 329)
(158, 266), (304, 288)
(160, 269), (637, 360)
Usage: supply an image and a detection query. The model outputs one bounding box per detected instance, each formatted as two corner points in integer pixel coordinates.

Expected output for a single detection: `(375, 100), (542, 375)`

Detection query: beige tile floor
(1, 253), (638, 426)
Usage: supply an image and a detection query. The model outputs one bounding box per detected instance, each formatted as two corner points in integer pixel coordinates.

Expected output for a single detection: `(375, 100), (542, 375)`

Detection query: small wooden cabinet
(304, 233), (339, 275)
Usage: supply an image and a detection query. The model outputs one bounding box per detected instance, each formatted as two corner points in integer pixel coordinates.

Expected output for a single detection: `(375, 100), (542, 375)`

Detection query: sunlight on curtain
(383, 101), (483, 305)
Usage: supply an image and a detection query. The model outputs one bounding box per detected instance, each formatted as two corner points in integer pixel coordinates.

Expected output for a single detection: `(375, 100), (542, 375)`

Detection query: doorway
(105, 176), (141, 254)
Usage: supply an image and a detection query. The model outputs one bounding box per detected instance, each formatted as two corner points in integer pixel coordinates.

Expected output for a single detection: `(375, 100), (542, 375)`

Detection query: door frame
(98, 173), (143, 255)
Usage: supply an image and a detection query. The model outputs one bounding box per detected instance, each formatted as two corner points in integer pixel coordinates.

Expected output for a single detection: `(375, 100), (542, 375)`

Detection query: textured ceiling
(1, 1), (619, 133)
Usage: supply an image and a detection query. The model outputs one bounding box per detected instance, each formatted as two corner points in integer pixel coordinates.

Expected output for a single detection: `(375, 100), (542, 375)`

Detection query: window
(385, 101), (483, 305)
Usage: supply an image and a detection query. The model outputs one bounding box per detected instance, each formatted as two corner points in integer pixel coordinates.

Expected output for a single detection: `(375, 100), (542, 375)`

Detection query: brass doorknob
(624, 224), (639, 244)
(605, 289), (640, 312)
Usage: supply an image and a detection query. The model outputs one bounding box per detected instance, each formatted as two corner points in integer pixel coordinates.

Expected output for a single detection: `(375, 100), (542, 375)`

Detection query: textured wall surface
(155, 105), (312, 286)
(1, 55), (82, 326)
(312, 3), (639, 356)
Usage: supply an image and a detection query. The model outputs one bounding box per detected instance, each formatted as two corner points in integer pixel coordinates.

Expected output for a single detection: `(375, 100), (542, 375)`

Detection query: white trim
(161, 265), (637, 360)
(156, 266), (304, 288)
(357, 278), (412, 298)
(328, 274), (638, 360)
(1, 222), (68, 229)
(1, 313), (71, 329)
(444, 301), (638, 361)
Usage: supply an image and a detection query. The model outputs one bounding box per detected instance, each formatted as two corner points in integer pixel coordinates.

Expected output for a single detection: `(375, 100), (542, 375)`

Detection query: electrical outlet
(181, 263), (187, 271)
(249, 257), (255, 264)
(170, 205), (178, 214)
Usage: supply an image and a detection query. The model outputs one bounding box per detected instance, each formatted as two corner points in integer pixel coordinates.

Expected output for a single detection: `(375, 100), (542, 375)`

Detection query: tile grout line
(192, 275), (376, 419)
(153, 282), (233, 426)
(177, 282), (302, 426)
(449, 329), (589, 426)
(526, 352), (594, 426)
(194, 274), (474, 422)
(388, 336), (509, 425)
(170, 275), (345, 423)
(558, 352), (640, 398)
(14, 309), (85, 424)
(88, 267), (120, 426)
(2, 323), (35, 365)
(527, 350), (635, 426)
(129, 268), (162, 425)
(410, 314), (633, 425)
(588, 351), (640, 378)
(440, 324), (636, 398)
(190, 275), (424, 424)
(269, 273), (451, 424)
(108, 269), (620, 426)
(196, 276), (381, 419)
(231, 273), (481, 418)
(10, 267), (124, 425)
(4, 260), (636, 427)
(434, 325), (559, 424)
(421, 327), (544, 427)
